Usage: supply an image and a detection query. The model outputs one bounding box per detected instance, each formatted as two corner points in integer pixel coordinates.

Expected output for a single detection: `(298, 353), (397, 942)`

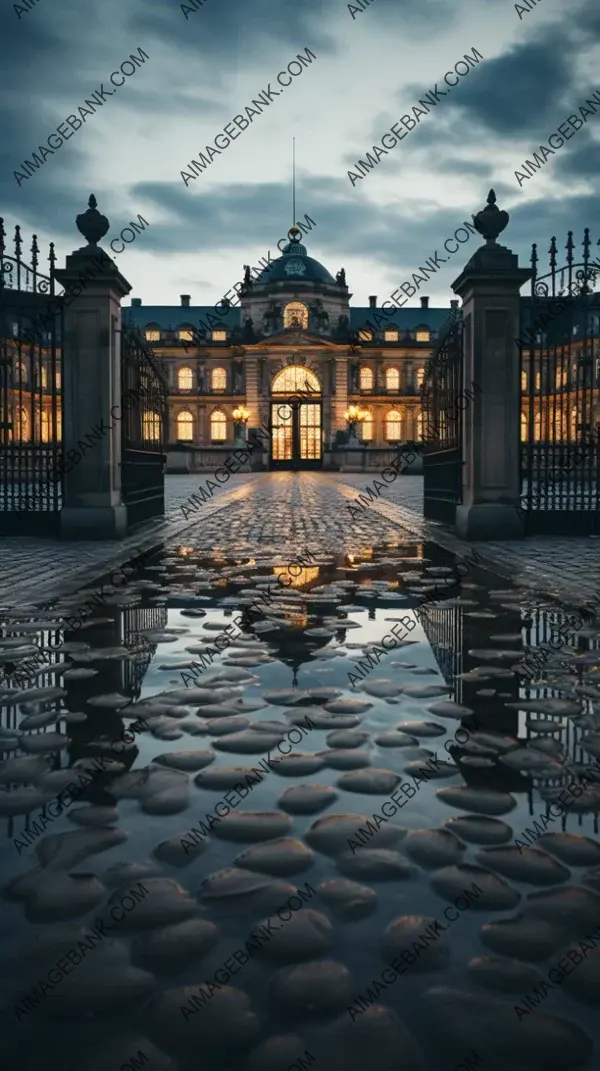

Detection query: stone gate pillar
(55, 195), (131, 540)
(452, 190), (530, 540)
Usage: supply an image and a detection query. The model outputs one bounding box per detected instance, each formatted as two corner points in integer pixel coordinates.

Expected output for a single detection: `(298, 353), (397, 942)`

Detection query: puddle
(1, 538), (599, 1070)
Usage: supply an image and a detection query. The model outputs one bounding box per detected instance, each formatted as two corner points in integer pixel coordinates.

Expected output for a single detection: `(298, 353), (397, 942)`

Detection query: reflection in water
(0, 544), (599, 1070)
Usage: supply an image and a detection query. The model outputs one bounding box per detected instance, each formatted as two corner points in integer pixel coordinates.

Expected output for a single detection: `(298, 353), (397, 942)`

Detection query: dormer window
(283, 302), (309, 329)
(384, 330), (399, 342)
(212, 330), (227, 341)
(178, 327), (194, 341)
(359, 329), (373, 342)
(416, 330), (430, 342)
(145, 326), (161, 342)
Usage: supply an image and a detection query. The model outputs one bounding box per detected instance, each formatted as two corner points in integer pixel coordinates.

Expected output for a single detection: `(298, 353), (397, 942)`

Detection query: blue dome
(255, 226), (336, 285)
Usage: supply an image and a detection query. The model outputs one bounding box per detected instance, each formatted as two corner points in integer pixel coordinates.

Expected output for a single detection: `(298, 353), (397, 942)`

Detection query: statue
(336, 268), (346, 286)
(309, 300), (329, 331)
(243, 317), (256, 343)
(242, 265), (253, 290)
(262, 301), (282, 334)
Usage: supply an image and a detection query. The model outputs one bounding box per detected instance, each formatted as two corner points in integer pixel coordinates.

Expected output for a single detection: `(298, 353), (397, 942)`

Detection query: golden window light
(384, 330), (399, 342)
(211, 410), (227, 441)
(361, 410), (374, 441)
(143, 410), (162, 441)
(386, 367), (400, 391)
(386, 409), (403, 440)
(359, 366), (373, 391)
(177, 410), (194, 441)
(271, 366), (320, 394)
(416, 330), (430, 342)
(283, 302), (309, 329)
(145, 329), (160, 342)
(178, 366), (193, 390)
(416, 367), (425, 387)
(359, 329), (373, 341)
(178, 329), (194, 342)
(211, 367), (227, 391)
(212, 330), (227, 341)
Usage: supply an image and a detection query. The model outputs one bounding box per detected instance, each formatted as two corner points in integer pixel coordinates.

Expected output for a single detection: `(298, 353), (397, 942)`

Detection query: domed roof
(254, 226), (336, 285)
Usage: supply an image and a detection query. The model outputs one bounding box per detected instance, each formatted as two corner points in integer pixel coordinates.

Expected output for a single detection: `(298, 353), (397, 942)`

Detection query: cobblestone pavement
(334, 473), (600, 611)
(1, 471), (599, 612)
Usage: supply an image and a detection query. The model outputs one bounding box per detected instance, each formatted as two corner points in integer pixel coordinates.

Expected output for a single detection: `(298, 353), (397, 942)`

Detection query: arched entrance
(270, 365), (322, 470)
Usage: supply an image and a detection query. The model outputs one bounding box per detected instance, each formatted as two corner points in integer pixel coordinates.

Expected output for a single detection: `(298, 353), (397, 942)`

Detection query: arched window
(211, 367), (227, 391)
(14, 360), (27, 384)
(142, 411), (161, 441)
(386, 409), (403, 441)
(211, 409), (227, 441)
(178, 366), (193, 390)
(521, 370), (528, 391)
(144, 324), (161, 342)
(386, 367), (400, 391)
(359, 366), (373, 391)
(177, 410), (194, 441)
(361, 410), (374, 441)
(271, 366), (321, 395)
(283, 302), (308, 329)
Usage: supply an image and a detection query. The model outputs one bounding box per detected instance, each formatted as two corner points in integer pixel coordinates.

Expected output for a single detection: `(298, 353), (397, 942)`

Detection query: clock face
(284, 259), (307, 276)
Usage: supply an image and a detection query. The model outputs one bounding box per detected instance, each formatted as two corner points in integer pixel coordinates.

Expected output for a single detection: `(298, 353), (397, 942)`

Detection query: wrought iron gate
(120, 324), (167, 527)
(520, 228), (600, 535)
(0, 222), (64, 536)
(422, 310), (464, 524)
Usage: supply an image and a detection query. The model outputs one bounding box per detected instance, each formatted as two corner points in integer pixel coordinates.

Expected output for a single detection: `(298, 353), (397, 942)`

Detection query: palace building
(122, 222), (456, 470)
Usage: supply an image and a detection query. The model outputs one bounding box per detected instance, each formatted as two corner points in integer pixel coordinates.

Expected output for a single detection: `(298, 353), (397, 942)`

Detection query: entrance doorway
(270, 365), (322, 470)
(271, 401), (322, 469)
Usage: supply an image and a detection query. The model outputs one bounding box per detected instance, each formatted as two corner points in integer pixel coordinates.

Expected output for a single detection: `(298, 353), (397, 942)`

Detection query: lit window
(211, 367), (227, 391)
(384, 330), (399, 342)
(521, 370), (528, 391)
(211, 410), (227, 441)
(142, 411), (161, 441)
(145, 329), (160, 342)
(361, 410), (373, 441)
(386, 409), (403, 440)
(14, 361), (27, 383)
(359, 367), (373, 391)
(417, 411), (423, 441)
(521, 412), (527, 442)
(416, 367), (425, 387)
(56, 370), (61, 389)
(555, 366), (568, 388)
(416, 331), (430, 342)
(177, 410), (194, 441)
(212, 330), (227, 341)
(359, 329), (373, 342)
(283, 302), (309, 329)
(178, 329), (194, 342)
(535, 372), (541, 390)
(40, 367), (48, 389)
(386, 368), (400, 391)
(178, 367), (193, 390)
(271, 366), (320, 394)
(534, 412), (542, 441)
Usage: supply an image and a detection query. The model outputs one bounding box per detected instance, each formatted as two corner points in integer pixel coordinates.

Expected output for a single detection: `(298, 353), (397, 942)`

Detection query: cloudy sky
(2, 0), (599, 312)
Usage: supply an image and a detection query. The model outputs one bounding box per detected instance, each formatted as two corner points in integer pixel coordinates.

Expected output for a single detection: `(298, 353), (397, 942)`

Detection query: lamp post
(232, 405), (250, 444)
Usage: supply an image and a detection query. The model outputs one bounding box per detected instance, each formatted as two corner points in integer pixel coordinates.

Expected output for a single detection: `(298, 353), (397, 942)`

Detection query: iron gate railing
(520, 228), (600, 535)
(421, 310), (464, 524)
(0, 222), (64, 536)
(120, 324), (168, 527)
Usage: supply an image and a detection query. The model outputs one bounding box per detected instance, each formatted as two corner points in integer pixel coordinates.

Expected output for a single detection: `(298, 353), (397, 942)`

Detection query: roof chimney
(420, 296), (429, 308)
(369, 295), (377, 308)
(181, 294), (190, 307)
(131, 298), (142, 307)
(450, 299), (459, 309)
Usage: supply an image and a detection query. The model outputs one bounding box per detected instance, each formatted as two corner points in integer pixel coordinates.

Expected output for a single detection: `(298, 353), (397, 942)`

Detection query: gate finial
(76, 193), (110, 247)
(472, 189), (509, 244)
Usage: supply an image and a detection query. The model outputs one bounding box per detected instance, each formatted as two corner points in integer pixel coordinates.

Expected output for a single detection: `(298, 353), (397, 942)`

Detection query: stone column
(55, 195), (131, 540)
(452, 190), (530, 540)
